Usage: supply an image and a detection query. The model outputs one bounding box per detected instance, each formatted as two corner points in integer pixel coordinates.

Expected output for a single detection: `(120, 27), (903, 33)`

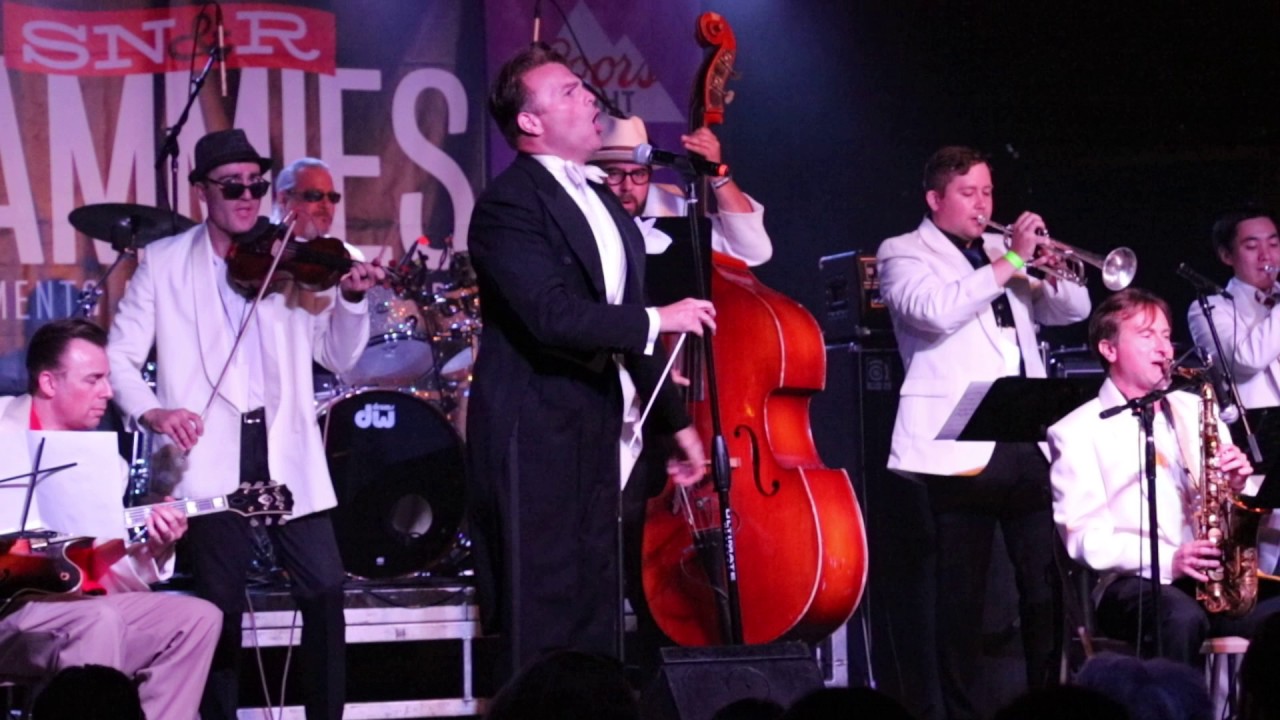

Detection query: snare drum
(343, 286), (437, 387)
(319, 388), (466, 578)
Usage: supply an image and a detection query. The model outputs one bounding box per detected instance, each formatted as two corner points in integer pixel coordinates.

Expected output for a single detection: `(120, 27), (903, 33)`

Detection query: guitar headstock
(228, 482), (294, 525)
(693, 12), (737, 129)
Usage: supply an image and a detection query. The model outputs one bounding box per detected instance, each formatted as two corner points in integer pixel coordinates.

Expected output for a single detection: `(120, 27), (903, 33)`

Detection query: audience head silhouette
(485, 650), (637, 720)
(32, 665), (145, 720)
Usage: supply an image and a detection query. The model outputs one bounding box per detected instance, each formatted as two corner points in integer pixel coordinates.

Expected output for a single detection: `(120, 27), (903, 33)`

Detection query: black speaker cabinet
(810, 344), (943, 719)
(640, 643), (824, 720)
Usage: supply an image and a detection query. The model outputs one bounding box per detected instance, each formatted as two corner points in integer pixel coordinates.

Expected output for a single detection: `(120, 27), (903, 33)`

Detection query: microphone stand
(1193, 290), (1260, 462)
(156, 41), (220, 228)
(680, 167), (743, 645)
(1100, 380), (1193, 658)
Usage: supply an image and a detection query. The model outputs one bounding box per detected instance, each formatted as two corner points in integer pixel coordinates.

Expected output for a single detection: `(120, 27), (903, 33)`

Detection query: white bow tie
(565, 161), (607, 190)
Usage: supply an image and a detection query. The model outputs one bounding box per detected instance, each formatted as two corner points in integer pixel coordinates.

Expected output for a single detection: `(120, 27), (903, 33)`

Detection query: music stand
(936, 376), (1104, 443)
(1235, 406), (1280, 510)
(937, 375), (1108, 665)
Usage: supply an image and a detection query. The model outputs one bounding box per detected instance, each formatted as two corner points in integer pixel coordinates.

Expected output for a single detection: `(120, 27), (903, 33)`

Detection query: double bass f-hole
(733, 425), (780, 497)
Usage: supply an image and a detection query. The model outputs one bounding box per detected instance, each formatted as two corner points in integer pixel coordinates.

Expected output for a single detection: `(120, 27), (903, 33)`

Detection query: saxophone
(1185, 370), (1264, 616)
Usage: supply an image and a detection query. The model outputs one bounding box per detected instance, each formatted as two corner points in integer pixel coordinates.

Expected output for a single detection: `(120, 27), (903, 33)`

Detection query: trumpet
(977, 215), (1137, 291)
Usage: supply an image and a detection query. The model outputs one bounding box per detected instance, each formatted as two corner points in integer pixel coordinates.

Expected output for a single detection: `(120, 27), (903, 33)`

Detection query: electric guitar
(0, 482), (293, 603)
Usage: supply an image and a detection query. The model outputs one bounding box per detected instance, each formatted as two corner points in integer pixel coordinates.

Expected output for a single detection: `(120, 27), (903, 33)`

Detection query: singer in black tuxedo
(467, 45), (713, 681)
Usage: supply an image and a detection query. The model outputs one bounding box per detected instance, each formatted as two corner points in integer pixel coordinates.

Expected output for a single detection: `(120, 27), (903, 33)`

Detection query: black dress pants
(1098, 576), (1280, 666)
(186, 408), (347, 720)
(922, 442), (1059, 720)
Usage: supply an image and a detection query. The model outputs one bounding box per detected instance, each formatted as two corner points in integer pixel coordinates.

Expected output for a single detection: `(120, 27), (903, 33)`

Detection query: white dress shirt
(531, 155), (660, 486)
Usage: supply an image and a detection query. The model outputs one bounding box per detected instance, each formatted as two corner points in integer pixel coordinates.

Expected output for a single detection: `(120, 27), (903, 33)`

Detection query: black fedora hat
(188, 128), (272, 183)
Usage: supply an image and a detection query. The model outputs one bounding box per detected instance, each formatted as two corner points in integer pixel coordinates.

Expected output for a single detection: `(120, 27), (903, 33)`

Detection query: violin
(225, 216), (394, 298)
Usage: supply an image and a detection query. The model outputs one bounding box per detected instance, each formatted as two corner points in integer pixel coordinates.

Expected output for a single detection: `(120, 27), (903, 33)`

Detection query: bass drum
(319, 389), (466, 578)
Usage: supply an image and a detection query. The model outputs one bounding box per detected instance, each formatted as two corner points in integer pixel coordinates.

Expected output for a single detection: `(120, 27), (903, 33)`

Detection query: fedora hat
(590, 115), (649, 164)
(188, 128), (272, 183)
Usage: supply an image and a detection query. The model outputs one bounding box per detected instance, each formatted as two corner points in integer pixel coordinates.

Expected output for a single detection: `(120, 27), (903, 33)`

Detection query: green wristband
(1004, 250), (1025, 270)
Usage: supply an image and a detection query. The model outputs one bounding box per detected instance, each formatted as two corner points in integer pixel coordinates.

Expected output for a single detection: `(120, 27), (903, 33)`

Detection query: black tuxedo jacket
(465, 154), (688, 646)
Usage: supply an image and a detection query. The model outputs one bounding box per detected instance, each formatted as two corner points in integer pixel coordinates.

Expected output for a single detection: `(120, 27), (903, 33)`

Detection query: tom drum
(343, 286), (437, 387)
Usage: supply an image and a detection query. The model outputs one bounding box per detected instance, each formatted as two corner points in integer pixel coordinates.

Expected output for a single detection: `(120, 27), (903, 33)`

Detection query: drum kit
(69, 203), (479, 580)
(316, 246), (481, 579)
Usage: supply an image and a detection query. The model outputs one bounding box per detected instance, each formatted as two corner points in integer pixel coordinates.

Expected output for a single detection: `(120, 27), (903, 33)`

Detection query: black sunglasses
(206, 177), (271, 200)
(291, 189), (342, 204)
(603, 167), (651, 186)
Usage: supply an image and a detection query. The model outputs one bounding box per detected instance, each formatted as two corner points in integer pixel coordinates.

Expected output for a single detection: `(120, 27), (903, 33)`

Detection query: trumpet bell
(1101, 247), (1138, 291)
(979, 215), (1138, 291)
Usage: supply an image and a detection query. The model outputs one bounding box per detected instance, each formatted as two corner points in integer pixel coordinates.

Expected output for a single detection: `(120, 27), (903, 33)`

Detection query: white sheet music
(0, 431), (127, 539)
(935, 381), (995, 441)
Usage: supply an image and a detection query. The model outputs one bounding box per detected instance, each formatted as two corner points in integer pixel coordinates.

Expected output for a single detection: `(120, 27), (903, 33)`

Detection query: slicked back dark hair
(923, 145), (990, 195)
(26, 318), (107, 394)
(489, 43), (570, 148)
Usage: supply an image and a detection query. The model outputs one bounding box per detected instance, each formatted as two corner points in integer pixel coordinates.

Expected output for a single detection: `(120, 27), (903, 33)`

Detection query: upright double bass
(641, 13), (868, 646)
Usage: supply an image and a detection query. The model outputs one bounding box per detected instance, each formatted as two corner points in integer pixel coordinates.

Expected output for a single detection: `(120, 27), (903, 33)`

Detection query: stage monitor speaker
(640, 643), (824, 720)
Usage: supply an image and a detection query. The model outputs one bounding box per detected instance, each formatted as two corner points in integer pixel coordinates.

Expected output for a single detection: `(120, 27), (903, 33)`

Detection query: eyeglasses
(206, 177), (271, 200)
(290, 189), (342, 204)
(603, 167), (651, 186)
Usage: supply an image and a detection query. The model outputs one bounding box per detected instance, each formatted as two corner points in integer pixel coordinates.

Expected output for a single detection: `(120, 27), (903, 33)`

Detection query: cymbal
(69, 203), (196, 250)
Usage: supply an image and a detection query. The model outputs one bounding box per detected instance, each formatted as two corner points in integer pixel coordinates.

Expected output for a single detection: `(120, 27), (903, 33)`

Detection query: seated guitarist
(0, 318), (219, 719)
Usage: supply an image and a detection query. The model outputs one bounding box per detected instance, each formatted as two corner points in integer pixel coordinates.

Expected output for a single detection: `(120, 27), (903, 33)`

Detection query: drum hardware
(337, 241), (481, 389)
(977, 215), (1137, 291)
(68, 203), (197, 316)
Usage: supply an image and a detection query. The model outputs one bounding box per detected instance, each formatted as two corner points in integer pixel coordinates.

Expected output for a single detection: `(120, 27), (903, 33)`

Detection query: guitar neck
(122, 496), (229, 530)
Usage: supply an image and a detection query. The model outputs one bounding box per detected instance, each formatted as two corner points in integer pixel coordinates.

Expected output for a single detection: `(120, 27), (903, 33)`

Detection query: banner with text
(0, 0), (698, 392)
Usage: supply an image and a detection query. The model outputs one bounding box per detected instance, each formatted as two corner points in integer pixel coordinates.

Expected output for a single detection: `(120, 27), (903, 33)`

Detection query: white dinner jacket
(107, 224), (369, 518)
(1187, 276), (1280, 409)
(0, 394), (168, 591)
(1049, 378), (1224, 585)
(1187, 275), (1280, 573)
(876, 217), (1091, 478)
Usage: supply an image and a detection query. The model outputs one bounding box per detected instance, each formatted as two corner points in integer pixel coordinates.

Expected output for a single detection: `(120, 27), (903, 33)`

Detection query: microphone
(1176, 262), (1232, 300)
(214, 3), (229, 98)
(532, 0), (542, 43)
(634, 143), (729, 178)
(1197, 348), (1241, 424)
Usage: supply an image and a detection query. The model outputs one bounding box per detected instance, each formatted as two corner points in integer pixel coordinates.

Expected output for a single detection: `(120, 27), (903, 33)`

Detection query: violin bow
(626, 332), (688, 455)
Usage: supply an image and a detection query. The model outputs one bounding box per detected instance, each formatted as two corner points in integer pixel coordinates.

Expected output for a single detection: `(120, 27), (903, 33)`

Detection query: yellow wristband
(1004, 250), (1025, 270)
